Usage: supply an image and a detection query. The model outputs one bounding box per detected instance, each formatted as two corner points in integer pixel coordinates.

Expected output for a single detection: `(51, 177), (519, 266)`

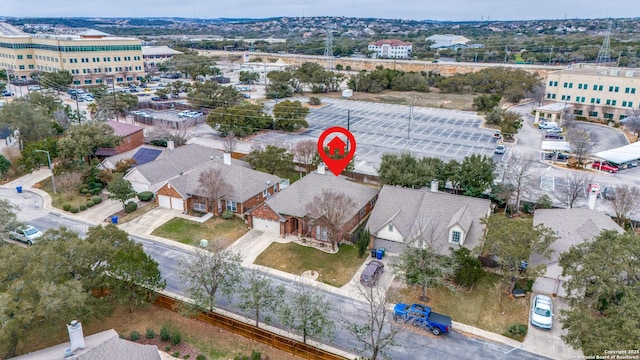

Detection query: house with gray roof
(123, 143), (228, 193)
(531, 208), (623, 297)
(246, 168), (379, 243)
(155, 157), (282, 215)
(366, 185), (491, 254)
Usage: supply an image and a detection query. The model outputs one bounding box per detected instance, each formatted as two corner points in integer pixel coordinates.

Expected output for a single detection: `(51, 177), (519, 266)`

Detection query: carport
(541, 141), (571, 152)
(594, 142), (640, 165)
(534, 103), (573, 124)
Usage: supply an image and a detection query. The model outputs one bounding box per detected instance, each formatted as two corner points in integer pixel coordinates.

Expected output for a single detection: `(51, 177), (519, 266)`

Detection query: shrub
(90, 188), (102, 195)
(92, 196), (102, 204)
(171, 330), (182, 346)
(146, 328), (155, 339)
(86, 200), (95, 208)
(138, 191), (154, 201)
(130, 330), (140, 341)
(79, 204), (87, 211)
(125, 201), (138, 213)
(308, 96), (322, 105)
(335, 64), (343, 71)
(164, 346), (171, 352)
(160, 326), (171, 341)
(196, 355), (207, 360)
(357, 229), (370, 258)
(184, 355), (191, 359)
(222, 209), (234, 220)
(345, 65), (352, 71)
(172, 352), (181, 358)
(63, 204), (71, 211)
(80, 188), (89, 194)
(504, 323), (528, 341)
(451, 247), (485, 288)
(69, 207), (79, 214)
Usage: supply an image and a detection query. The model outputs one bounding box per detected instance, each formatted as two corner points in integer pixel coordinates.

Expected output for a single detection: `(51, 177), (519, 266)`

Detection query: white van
(538, 121), (558, 130)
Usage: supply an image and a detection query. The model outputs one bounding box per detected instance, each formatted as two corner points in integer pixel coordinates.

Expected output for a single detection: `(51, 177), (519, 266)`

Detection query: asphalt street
(2, 192), (549, 360)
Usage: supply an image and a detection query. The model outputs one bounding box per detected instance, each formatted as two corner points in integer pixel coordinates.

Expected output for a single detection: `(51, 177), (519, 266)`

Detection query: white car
(9, 225), (43, 245)
(531, 295), (554, 330)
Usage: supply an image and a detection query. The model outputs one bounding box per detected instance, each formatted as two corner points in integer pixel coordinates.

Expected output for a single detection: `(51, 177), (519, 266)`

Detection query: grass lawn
(394, 273), (530, 336)
(253, 242), (366, 287)
(151, 216), (248, 248)
(36, 176), (97, 209)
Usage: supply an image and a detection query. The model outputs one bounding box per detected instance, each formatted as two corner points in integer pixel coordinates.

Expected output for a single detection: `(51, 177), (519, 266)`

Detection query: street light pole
(34, 150), (56, 194)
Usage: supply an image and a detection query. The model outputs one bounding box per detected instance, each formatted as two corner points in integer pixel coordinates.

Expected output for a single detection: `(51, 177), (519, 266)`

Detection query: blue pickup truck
(393, 303), (452, 336)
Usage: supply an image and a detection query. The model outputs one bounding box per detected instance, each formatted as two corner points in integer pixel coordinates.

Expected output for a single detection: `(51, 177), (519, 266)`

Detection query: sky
(2, 0), (639, 21)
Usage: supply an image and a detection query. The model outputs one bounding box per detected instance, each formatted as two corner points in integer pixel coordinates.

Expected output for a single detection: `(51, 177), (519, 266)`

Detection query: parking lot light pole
(34, 150), (56, 194)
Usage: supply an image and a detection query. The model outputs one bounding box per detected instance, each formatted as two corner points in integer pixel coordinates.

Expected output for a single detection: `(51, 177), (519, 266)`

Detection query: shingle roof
(366, 186), (491, 252)
(265, 172), (379, 218)
(106, 121), (143, 137)
(167, 161), (281, 203)
(99, 144), (166, 170)
(531, 208), (623, 266)
(12, 329), (161, 360)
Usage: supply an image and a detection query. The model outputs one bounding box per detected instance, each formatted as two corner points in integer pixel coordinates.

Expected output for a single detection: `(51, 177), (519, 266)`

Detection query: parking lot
(259, 98), (501, 174)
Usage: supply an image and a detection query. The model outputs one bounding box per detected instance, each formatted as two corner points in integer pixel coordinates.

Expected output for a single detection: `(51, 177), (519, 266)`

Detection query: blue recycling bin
(376, 249), (383, 260)
(111, 216), (119, 224)
(16, 186), (22, 193)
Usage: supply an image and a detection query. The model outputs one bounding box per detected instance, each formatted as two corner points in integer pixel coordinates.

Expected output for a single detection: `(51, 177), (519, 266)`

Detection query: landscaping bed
(151, 216), (248, 248)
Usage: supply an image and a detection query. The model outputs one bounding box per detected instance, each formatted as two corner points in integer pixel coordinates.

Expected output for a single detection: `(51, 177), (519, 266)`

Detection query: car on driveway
(531, 294), (554, 330)
(494, 145), (506, 154)
(9, 225), (43, 245)
(591, 161), (619, 173)
(360, 260), (384, 286)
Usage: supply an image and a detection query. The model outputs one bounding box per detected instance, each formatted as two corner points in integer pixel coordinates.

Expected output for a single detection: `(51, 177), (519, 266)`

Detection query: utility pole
(74, 83), (80, 114)
(109, 76), (118, 122)
(548, 46), (554, 66)
(504, 44), (508, 63)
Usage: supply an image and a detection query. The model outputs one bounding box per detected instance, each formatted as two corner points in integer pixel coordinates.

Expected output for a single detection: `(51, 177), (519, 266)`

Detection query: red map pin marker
(317, 127), (356, 176)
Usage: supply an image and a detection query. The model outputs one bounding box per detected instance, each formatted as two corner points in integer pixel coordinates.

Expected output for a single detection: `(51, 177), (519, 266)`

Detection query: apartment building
(0, 22), (144, 85)
(367, 39), (412, 59)
(545, 63), (640, 122)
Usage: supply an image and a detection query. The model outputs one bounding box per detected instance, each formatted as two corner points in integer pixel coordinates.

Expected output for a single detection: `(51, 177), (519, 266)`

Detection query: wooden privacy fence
(154, 294), (348, 360)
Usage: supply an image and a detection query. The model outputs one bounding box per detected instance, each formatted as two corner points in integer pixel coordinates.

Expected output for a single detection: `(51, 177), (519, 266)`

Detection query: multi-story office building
(367, 39), (412, 59)
(0, 22), (144, 86)
(545, 63), (640, 122)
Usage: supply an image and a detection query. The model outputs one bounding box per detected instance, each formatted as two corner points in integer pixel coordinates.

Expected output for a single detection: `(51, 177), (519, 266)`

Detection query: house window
(623, 101), (628, 107)
(612, 100), (617, 106)
(193, 202), (206, 212)
(262, 189), (268, 198)
(226, 200), (237, 212)
(451, 231), (461, 244)
(589, 111), (598, 117)
(316, 226), (328, 241)
(388, 224), (394, 232)
(273, 184), (278, 193)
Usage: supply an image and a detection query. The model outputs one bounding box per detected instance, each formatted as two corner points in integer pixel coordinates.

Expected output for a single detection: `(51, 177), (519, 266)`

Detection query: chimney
(223, 152), (231, 165)
(167, 140), (175, 150)
(317, 163), (326, 175)
(430, 180), (438, 192)
(67, 320), (85, 353)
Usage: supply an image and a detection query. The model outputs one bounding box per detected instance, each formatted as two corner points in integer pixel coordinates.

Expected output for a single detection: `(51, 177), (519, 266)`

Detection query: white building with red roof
(367, 39), (412, 59)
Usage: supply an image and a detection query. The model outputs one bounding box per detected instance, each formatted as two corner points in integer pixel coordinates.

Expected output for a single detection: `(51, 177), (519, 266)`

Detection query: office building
(367, 39), (412, 59)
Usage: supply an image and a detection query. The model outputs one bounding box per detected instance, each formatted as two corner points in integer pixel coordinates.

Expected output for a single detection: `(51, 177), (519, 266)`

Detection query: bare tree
(562, 108), (576, 130)
(610, 185), (640, 227)
(237, 268), (285, 328)
(292, 140), (317, 173)
(622, 107), (640, 138)
(179, 244), (242, 312)
(601, 104), (615, 121)
(526, 85), (546, 107)
(56, 171), (84, 200)
(555, 172), (593, 208)
(146, 123), (192, 147)
(222, 131), (237, 153)
(342, 284), (403, 360)
(305, 189), (356, 250)
(503, 152), (536, 215)
(278, 279), (335, 344)
(197, 167), (234, 215)
(567, 128), (597, 166)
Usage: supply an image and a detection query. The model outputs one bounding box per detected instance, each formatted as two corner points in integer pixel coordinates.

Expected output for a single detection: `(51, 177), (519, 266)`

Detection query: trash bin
(111, 216), (118, 224)
(16, 186), (22, 193)
(371, 248), (377, 258)
(379, 248), (385, 257)
(376, 249), (383, 260)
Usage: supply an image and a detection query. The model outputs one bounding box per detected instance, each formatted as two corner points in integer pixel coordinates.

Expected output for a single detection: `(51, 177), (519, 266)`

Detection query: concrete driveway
(524, 294), (583, 359)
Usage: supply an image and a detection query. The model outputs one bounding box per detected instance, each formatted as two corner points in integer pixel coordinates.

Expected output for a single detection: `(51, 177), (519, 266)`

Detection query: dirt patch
(315, 90), (476, 111)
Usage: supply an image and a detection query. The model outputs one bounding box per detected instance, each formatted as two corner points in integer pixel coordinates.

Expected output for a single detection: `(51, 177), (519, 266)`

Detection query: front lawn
(36, 176), (97, 210)
(253, 242), (365, 287)
(151, 216), (248, 248)
(394, 273), (530, 336)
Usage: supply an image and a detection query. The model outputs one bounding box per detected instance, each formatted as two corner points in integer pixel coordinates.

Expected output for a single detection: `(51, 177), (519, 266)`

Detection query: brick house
(155, 155), (282, 215)
(94, 121), (145, 157)
(246, 169), (379, 243)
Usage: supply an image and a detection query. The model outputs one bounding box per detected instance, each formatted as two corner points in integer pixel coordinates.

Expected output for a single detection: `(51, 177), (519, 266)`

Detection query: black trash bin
(16, 186), (22, 193)
(371, 248), (377, 258)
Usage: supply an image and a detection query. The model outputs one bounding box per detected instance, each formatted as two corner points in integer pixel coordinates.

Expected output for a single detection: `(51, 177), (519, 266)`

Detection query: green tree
(237, 269), (285, 327)
(500, 111), (523, 140)
(165, 54), (221, 80)
(239, 71), (260, 84)
(39, 70), (73, 92)
(559, 230), (640, 355)
(481, 214), (557, 281)
(473, 93), (501, 113)
(458, 154), (495, 197)
(95, 92), (138, 120)
(57, 122), (122, 163)
(451, 247), (485, 288)
(377, 153), (443, 188)
(0, 155), (10, 177)
(0, 100), (54, 149)
(188, 80), (241, 109)
(24, 91), (63, 117)
(0, 199), (19, 237)
(245, 145), (294, 175)
(279, 281), (335, 344)
(266, 70), (294, 99)
(272, 100), (309, 131)
(107, 173), (136, 208)
(206, 103), (271, 137)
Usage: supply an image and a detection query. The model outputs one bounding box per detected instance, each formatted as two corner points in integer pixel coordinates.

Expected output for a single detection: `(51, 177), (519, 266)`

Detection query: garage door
(158, 195), (171, 208)
(253, 218), (280, 233)
(170, 197), (184, 211)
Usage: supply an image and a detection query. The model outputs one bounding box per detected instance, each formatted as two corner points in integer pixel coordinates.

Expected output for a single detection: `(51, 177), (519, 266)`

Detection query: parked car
(360, 260), (384, 286)
(545, 127), (563, 133)
(538, 121), (559, 130)
(531, 295), (554, 330)
(494, 145), (506, 154)
(2, 90), (14, 97)
(28, 85), (42, 91)
(602, 186), (616, 200)
(591, 161), (619, 173)
(544, 133), (564, 140)
(9, 225), (43, 245)
(394, 303), (452, 335)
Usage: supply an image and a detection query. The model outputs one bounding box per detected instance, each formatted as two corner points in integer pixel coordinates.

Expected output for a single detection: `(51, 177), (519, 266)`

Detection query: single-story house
(123, 143), (229, 193)
(366, 185), (492, 254)
(531, 208), (623, 297)
(155, 159), (282, 214)
(94, 121), (145, 157)
(98, 144), (165, 170)
(246, 168), (379, 242)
